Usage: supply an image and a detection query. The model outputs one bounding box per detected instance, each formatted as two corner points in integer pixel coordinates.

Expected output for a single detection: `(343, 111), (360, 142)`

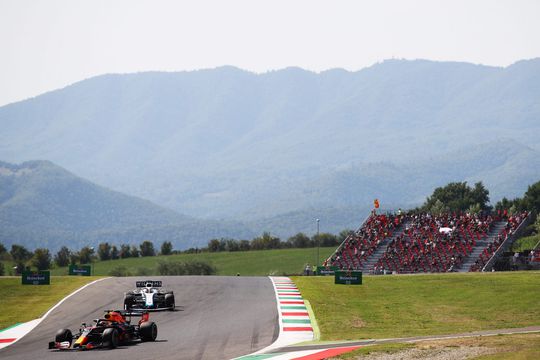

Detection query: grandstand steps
(359, 220), (411, 273)
(458, 220), (508, 272)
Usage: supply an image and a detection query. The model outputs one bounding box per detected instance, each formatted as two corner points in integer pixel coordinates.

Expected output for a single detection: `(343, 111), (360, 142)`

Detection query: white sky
(1, 0), (539, 107)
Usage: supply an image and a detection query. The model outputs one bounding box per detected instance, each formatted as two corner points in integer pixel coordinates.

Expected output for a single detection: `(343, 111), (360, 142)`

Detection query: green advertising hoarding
(22, 271), (50, 285)
(69, 264), (92, 276)
(335, 270), (362, 285)
(316, 266), (339, 276)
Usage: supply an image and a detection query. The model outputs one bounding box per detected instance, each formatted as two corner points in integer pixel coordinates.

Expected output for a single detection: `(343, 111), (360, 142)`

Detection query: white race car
(124, 280), (175, 311)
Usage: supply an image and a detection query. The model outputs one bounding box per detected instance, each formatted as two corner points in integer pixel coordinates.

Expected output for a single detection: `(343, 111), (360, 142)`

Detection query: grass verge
(48, 247), (335, 276)
(293, 271), (540, 341)
(0, 276), (103, 330)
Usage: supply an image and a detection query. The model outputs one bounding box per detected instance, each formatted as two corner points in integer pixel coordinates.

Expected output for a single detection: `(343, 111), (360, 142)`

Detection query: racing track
(0, 276), (279, 360)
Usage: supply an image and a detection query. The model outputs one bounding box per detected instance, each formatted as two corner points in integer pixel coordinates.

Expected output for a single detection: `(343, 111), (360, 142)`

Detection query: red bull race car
(48, 310), (157, 350)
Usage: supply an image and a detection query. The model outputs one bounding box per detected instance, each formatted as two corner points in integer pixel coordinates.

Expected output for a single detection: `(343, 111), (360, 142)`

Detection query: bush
(135, 267), (152, 276)
(157, 260), (216, 275)
(109, 265), (132, 277)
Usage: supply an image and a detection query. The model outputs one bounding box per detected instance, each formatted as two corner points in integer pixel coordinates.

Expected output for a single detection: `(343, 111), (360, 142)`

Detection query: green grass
(49, 247), (336, 276)
(0, 276), (102, 330)
(512, 234), (540, 252)
(293, 272), (540, 341)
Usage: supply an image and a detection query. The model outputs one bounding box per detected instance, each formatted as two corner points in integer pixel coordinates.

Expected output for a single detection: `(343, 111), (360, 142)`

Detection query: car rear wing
(136, 280), (162, 288)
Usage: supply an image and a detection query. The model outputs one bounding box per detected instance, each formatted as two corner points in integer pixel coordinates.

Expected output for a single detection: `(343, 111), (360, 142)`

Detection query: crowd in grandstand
(325, 212), (404, 270)
(374, 212), (494, 273)
(325, 209), (530, 274)
(469, 211), (529, 271)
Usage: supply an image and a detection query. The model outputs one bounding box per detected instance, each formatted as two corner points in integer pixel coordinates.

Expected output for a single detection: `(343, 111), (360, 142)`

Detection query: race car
(48, 309), (157, 350)
(124, 280), (175, 311)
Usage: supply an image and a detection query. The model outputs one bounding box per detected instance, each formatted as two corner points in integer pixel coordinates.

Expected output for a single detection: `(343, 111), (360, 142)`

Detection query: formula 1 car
(48, 310), (157, 350)
(124, 280), (175, 311)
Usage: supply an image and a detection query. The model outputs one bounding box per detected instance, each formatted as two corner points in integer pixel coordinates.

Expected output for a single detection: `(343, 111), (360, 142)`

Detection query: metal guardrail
(482, 212), (533, 272)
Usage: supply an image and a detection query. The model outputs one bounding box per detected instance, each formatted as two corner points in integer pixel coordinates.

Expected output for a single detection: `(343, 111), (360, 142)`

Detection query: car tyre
(102, 328), (119, 349)
(55, 328), (72, 345)
(124, 295), (134, 310)
(165, 293), (175, 310)
(139, 321), (157, 342)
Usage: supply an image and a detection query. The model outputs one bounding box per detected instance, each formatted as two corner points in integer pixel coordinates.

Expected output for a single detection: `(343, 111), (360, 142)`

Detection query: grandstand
(325, 210), (531, 274)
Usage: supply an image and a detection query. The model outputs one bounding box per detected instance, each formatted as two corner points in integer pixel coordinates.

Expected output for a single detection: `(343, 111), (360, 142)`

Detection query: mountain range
(1, 58), (539, 250)
(0, 160), (255, 251)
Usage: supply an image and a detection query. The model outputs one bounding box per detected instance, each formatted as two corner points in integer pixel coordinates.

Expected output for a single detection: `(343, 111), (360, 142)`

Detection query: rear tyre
(102, 328), (119, 349)
(165, 293), (175, 310)
(55, 328), (72, 345)
(139, 321), (157, 342)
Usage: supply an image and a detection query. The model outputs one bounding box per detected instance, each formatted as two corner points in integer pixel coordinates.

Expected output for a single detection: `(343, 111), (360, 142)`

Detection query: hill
(0, 160), (255, 250)
(0, 59), (539, 226)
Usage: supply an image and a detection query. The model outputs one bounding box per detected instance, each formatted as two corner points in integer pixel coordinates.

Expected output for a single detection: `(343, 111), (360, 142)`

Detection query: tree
(251, 232), (281, 250)
(422, 181), (490, 212)
(97, 242), (112, 261)
(207, 239), (221, 252)
(130, 245), (140, 258)
(0, 242), (6, 255)
(287, 233), (311, 248)
(239, 240), (251, 251)
(467, 203), (482, 215)
(161, 241), (173, 255)
(0, 261), (4, 276)
(522, 180), (540, 213)
(471, 182), (490, 210)
(31, 248), (51, 270)
(10, 244), (32, 262)
(494, 197), (520, 212)
(78, 247), (95, 264)
(224, 239), (239, 252)
(120, 244), (131, 258)
(10, 244), (32, 274)
(54, 246), (71, 267)
(430, 199), (449, 215)
(139, 241), (155, 257)
(534, 213), (540, 234)
(69, 253), (79, 265)
(111, 246), (119, 260)
(315, 233), (338, 247)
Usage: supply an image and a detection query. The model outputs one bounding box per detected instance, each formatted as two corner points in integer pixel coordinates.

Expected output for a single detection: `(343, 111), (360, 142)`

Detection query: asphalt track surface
(0, 276), (278, 360)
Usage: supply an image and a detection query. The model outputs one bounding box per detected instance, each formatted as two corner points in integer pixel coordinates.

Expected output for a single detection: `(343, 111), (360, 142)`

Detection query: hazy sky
(1, 0), (539, 107)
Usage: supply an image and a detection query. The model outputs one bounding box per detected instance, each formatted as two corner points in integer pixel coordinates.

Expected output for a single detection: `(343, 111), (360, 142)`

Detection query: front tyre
(124, 295), (134, 310)
(165, 293), (175, 310)
(139, 321), (157, 342)
(102, 328), (119, 349)
(55, 328), (72, 345)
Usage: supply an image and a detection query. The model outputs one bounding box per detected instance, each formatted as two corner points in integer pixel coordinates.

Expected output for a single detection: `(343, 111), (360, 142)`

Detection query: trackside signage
(69, 264), (92, 276)
(335, 270), (362, 285)
(22, 271), (50, 285)
(316, 266), (339, 276)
